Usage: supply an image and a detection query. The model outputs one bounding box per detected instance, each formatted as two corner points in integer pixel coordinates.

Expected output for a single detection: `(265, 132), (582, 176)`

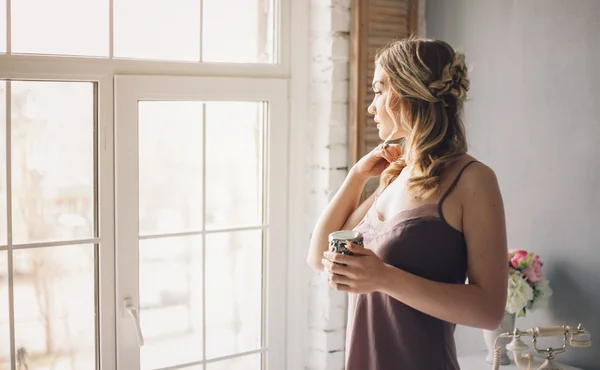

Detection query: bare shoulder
(452, 155), (501, 200)
(448, 155), (505, 227)
(430, 155), (503, 233)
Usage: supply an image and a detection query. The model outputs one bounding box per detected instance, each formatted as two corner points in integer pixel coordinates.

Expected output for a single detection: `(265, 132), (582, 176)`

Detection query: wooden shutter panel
(349, 0), (419, 195)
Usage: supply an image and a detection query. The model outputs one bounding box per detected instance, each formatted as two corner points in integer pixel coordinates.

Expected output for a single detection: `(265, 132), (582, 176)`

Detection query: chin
(380, 129), (407, 141)
(378, 129), (392, 141)
(377, 123), (404, 141)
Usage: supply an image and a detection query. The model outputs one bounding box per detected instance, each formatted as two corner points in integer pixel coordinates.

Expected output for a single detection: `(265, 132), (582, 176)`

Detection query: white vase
(483, 312), (516, 365)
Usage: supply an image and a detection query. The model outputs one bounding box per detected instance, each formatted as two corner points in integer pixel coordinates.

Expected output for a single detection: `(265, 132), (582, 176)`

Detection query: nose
(367, 99), (375, 115)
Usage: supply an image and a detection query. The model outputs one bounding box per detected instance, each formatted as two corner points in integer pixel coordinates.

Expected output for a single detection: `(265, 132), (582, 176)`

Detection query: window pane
(202, 0), (275, 63)
(205, 230), (262, 359)
(114, 0), (200, 61)
(207, 353), (261, 370)
(11, 81), (95, 245)
(11, 0), (108, 56)
(0, 82), (6, 246)
(138, 101), (203, 236)
(139, 236), (203, 370)
(205, 102), (263, 229)
(13, 244), (96, 369)
(0, 251), (10, 368)
(0, 0), (6, 53)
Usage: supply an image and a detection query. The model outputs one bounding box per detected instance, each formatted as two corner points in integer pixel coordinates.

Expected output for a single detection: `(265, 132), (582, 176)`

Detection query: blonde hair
(377, 37), (470, 199)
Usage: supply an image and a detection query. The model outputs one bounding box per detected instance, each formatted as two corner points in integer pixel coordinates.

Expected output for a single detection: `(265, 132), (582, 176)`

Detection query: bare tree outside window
(0, 82), (95, 370)
(1, 0), (278, 368)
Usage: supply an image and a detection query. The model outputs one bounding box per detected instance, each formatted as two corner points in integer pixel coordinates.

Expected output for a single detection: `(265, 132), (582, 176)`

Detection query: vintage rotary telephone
(492, 323), (592, 370)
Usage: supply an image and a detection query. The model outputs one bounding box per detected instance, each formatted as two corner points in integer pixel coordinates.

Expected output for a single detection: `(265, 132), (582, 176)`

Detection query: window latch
(124, 298), (145, 347)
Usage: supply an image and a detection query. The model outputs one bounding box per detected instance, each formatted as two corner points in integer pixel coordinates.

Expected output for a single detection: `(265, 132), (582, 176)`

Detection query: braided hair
(375, 37), (470, 199)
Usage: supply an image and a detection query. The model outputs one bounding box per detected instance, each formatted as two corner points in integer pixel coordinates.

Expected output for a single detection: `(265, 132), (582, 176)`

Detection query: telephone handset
(492, 323), (592, 370)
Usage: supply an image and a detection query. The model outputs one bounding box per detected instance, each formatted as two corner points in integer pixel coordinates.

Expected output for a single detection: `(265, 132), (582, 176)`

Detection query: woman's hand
(322, 243), (389, 294)
(351, 143), (402, 179)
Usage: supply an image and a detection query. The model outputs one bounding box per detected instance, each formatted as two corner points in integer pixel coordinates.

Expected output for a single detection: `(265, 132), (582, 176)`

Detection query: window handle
(124, 298), (145, 346)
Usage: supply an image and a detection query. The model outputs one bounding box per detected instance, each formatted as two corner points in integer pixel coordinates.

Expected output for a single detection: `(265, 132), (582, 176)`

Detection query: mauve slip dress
(345, 161), (477, 370)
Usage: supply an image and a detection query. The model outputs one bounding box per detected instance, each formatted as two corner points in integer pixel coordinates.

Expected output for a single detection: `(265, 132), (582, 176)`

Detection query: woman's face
(367, 64), (407, 141)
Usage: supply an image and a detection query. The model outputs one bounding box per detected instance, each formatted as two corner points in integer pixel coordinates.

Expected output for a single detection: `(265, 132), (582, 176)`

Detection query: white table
(458, 351), (584, 370)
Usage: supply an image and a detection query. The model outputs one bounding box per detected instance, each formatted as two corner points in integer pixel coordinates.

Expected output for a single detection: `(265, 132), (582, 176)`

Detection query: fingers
(386, 144), (402, 162)
(328, 271), (352, 286)
(323, 251), (360, 266)
(322, 254), (362, 284)
(321, 257), (354, 276)
(390, 145), (402, 160)
(380, 149), (394, 164)
(328, 280), (351, 292)
(325, 265), (354, 290)
(345, 242), (372, 256)
(377, 143), (402, 163)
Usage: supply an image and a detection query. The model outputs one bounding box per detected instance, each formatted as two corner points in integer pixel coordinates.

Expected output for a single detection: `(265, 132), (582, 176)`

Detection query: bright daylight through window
(9, 0), (275, 63)
(0, 0), (287, 369)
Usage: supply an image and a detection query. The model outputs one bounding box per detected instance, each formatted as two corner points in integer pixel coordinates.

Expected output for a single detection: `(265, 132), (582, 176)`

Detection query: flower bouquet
(484, 250), (554, 363)
(506, 249), (553, 317)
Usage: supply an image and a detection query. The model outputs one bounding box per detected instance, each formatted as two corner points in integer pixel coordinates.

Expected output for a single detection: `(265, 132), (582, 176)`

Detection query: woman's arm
(310, 143), (402, 272)
(324, 163), (508, 330)
(342, 183), (381, 230)
(306, 169), (376, 272)
(378, 164), (508, 330)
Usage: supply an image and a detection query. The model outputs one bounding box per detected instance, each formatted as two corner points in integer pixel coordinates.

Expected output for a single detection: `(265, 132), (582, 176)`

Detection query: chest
(375, 170), (464, 232)
(358, 218), (468, 284)
(375, 173), (439, 221)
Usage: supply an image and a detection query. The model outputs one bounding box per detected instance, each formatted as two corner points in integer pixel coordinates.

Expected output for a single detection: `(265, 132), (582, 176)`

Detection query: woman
(306, 37), (508, 369)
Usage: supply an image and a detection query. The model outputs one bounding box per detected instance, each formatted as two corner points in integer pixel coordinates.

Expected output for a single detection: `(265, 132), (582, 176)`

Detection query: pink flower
(510, 250), (529, 269)
(522, 257), (543, 283)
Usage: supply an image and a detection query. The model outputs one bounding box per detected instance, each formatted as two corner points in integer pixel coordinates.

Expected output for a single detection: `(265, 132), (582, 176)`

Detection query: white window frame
(0, 0), (314, 368)
(283, 1), (309, 370)
(1, 0), (291, 78)
(0, 71), (116, 370)
(114, 74), (289, 370)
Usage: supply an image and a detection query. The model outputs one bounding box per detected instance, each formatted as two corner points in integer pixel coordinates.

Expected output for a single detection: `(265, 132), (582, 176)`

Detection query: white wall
(426, 1), (600, 369)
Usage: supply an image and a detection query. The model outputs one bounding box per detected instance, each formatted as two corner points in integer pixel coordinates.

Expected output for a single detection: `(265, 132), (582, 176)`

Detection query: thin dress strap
(437, 160), (479, 222)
